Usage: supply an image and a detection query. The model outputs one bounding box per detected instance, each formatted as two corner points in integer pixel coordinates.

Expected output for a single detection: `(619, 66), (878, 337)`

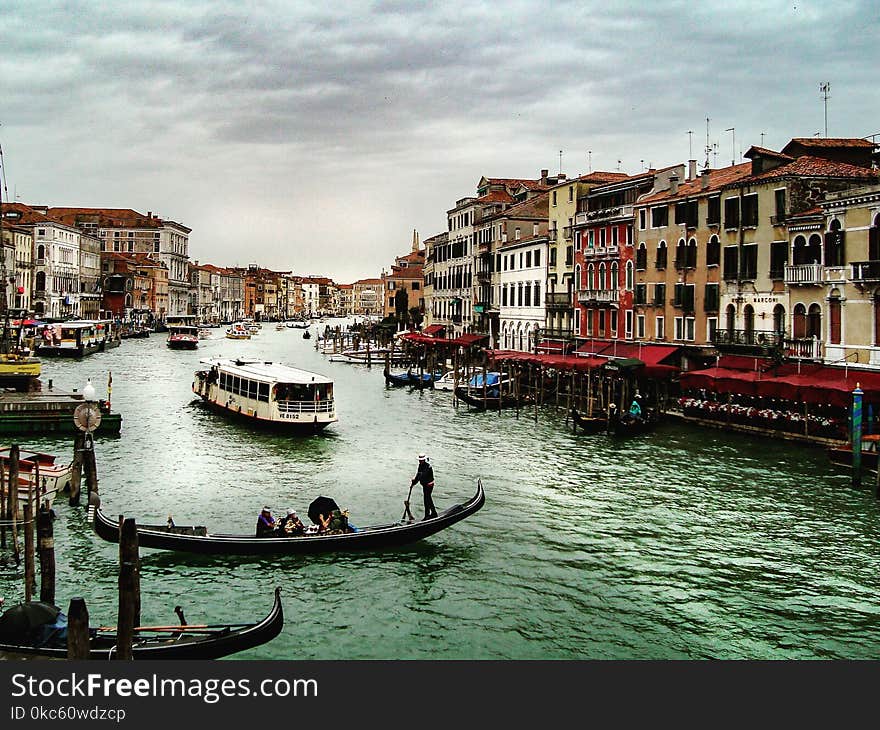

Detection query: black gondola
(609, 408), (659, 437)
(91, 481), (485, 556)
(384, 369), (441, 388)
(454, 386), (521, 411)
(0, 588), (283, 660)
(570, 408), (608, 434)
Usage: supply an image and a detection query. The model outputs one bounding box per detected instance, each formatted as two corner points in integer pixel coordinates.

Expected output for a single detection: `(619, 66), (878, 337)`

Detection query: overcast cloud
(2, 0), (878, 281)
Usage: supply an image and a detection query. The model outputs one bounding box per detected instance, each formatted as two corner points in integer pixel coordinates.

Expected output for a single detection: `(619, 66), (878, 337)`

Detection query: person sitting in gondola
(255, 506), (277, 537)
(318, 509), (350, 534)
(629, 394), (643, 420)
(279, 508), (305, 536)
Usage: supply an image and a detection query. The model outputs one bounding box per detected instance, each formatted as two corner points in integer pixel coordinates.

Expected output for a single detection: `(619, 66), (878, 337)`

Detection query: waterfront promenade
(0, 320), (878, 659)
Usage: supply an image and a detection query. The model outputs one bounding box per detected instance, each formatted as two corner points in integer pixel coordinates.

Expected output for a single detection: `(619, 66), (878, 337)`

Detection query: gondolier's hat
(418, 453), (427, 461)
(287, 508), (297, 516)
(262, 505), (271, 512)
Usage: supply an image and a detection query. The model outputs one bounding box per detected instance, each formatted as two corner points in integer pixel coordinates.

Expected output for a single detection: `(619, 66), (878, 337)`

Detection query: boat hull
(0, 588), (283, 660)
(194, 395), (334, 433)
(570, 408), (608, 434)
(454, 387), (521, 411)
(92, 481), (485, 556)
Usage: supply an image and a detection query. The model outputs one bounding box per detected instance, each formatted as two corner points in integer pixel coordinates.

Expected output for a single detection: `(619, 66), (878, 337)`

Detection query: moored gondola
(0, 588), (283, 660)
(454, 386), (521, 411)
(608, 408), (660, 437)
(91, 481), (485, 556)
(570, 408), (608, 434)
(384, 369), (443, 388)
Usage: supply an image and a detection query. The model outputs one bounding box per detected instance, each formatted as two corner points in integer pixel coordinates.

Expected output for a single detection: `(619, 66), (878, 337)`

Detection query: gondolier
(410, 453), (437, 520)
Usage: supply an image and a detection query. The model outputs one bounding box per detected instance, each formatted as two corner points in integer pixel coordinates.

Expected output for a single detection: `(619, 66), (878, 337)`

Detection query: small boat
(37, 321), (108, 358)
(225, 323), (252, 340)
(90, 481), (485, 556)
(570, 408), (608, 434)
(828, 434), (880, 473)
(275, 324), (286, 331)
(198, 328), (212, 340)
(433, 370), (465, 392)
(303, 330), (311, 340)
(121, 326), (150, 339)
(0, 446), (73, 517)
(384, 368), (444, 388)
(453, 372), (519, 410)
(0, 588), (283, 660)
(328, 348), (407, 365)
(193, 357), (337, 432)
(167, 325), (199, 350)
(286, 321), (310, 330)
(608, 407), (659, 437)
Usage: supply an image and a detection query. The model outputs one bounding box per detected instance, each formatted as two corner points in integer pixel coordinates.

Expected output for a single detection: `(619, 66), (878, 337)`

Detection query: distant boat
(225, 323), (252, 340)
(167, 325), (199, 350)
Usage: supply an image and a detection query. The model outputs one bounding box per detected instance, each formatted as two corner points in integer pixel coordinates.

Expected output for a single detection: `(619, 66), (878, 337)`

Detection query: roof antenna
(587, 150), (592, 174)
(725, 127), (736, 166)
(820, 82), (831, 137)
(559, 149), (563, 175)
(703, 117), (711, 169)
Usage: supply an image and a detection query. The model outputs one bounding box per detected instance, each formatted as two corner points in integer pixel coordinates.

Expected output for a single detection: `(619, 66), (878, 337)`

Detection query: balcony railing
(545, 292), (573, 311)
(784, 263), (824, 285)
(577, 288), (619, 304)
(851, 261), (880, 282)
(784, 336), (822, 360)
(477, 270), (491, 282)
(712, 329), (784, 349)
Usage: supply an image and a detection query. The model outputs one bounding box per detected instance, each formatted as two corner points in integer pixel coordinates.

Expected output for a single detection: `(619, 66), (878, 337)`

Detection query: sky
(2, 1), (878, 282)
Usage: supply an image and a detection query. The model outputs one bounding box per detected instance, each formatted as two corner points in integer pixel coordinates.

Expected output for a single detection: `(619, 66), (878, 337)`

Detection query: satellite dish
(73, 402), (102, 433)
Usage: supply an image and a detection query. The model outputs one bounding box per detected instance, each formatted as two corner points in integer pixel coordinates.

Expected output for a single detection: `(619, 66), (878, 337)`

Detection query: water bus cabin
(193, 357), (337, 432)
(36, 320), (112, 358)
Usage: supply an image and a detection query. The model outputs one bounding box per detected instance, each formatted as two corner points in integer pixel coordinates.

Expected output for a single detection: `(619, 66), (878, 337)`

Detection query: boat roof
(199, 357), (333, 385)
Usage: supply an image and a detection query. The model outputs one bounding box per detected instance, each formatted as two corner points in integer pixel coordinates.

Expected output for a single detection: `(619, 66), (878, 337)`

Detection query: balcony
(477, 270), (491, 283)
(545, 292), (573, 311)
(577, 288), (619, 305)
(851, 261), (880, 283)
(712, 328), (783, 353)
(549, 230), (558, 242)
(784, 263), (823, 285)
(784, 336), (822, 360)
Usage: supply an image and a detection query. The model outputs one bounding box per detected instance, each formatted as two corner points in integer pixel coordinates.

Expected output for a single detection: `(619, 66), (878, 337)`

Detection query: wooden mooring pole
(23, 499), (35, 602)
(38, 505), (56, 605)
(69, 430), (85, 506)
(9, 445), (20, 565)
(115, 517), (141, 660)
(67, 597), (90, 659)
(83, 433), (99, 499)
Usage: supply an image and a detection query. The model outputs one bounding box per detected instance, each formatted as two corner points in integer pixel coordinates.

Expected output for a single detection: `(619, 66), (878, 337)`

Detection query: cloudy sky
(2, 1), (878, 281)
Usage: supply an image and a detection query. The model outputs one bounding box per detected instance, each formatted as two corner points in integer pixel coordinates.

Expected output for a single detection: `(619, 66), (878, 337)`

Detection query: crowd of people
(677, 392), (845, 439)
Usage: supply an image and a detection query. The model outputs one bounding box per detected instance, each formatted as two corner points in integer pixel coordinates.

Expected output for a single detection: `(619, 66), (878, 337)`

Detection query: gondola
(454, 386), (521, 411)
(91, 480), (485, 556)
(0, 588), (283, 660)
(570, 408), (608, 434)
(608, 409), (660, 437)
(384, 369), (442, 388)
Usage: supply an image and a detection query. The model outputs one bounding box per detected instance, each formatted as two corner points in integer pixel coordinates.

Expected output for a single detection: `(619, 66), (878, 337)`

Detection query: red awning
(423, 325), (446, 336)
(596, 342), (679, 365)
(448, 333), (490, 347)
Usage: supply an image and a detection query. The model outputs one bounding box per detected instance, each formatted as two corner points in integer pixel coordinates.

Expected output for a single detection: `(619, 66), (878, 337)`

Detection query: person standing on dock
(411, 453), (437, 521)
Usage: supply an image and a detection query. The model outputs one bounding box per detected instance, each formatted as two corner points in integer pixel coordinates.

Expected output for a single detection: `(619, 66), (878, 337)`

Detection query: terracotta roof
(786, 206), (824, 221)
(485, 177), (543, 189)
(477, 191), (515, 204)
(485, 191), (549, 221)
(354, 278), (383, 285)
(637, 163), (752, 205)
(785, 137), (876, 149)
(0, 202), (66, 226)
(744, 146), (795, 162)
(47, 207), (163, 229)
(337, 283), (353, 290)
(737, 155), (879, 185)
(576, 171), (630, 184)
(102, 252), (167, 268)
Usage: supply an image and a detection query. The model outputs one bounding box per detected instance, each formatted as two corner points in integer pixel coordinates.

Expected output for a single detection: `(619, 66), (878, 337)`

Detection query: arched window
(625, 260), (634, 291)
(687, 237), (698, 268)
(636, 242), (647, 270)
(807, 234), (822, 265)
(610, 261), (619, 290)
(792, 235), (805, 265)
(793, 303), (807, 339)
(874, 290), (880, 345)
(825, 219), (844, 267)
(656, 240), (667, 269)
(743, 304), (755, 337)
(828, 293), (841, 344)
(807, 303), (822, 339)
(870, 214), (880, 261)
(675, 238), (686, 269)
(587, 263), (594, 290)
(773, 304), (786, 335)
(35, 271), (46, 291)
(725, 304), (736, 335)
(599, 262), (606, 290)
(37, 244), (45, 261)
(575, 264), (582, 290)
(707, 235), (720, 267)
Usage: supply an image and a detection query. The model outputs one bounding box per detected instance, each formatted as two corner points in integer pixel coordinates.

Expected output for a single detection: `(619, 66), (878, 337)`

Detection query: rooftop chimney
(701, 168), (711, 190)
(688, 160), (697, 181)
(669, 174), (679, 195)
(147, 211), (152, 218)
(412, 228), (419, 253)
(541, 169), (549, 183)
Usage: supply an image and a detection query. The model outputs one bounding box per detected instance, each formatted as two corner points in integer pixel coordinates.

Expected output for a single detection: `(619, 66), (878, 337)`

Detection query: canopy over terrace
(398, 332), (490, 348)
(681, 364), (880, 407)
(486, 350), (605, 371)
(573, 340), (681, 378)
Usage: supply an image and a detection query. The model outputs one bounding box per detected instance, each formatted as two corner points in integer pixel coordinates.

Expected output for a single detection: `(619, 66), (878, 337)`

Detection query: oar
(402, 484), (415, 522)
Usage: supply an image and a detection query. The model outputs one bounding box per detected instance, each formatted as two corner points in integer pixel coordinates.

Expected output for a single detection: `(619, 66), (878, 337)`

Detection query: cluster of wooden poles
(316, 324), (395, 357)
(387, 340), (671, 425)
(1, 431), (145, 659)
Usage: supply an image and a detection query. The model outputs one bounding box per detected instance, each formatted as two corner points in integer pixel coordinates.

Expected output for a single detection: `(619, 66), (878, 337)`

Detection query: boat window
(233, 375), (240, 394)
(248, 379), (258, 399)
(258, 382), (270, 402)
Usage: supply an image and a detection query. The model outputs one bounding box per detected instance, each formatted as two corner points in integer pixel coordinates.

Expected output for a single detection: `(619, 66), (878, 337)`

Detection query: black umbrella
(308, 496), (339, 525)
(0, 602), (61, 641)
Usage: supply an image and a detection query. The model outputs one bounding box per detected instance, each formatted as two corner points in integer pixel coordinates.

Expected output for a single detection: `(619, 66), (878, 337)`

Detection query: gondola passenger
(255, 506), (277, 537)
(279, 508), (305, 536)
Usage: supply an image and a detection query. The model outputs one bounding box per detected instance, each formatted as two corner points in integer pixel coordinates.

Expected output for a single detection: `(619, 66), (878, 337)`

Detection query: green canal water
(1, 320), (879, 660)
